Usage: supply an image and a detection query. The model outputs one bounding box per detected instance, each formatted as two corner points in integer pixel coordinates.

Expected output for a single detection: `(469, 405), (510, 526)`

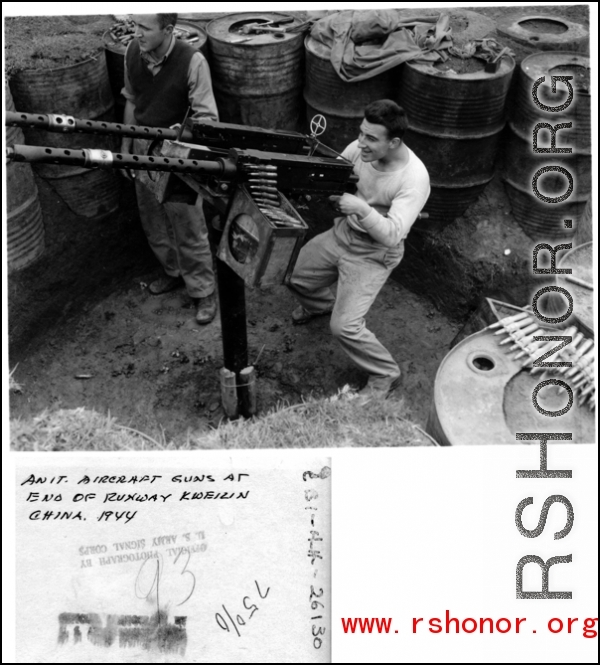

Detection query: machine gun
(7, 111), (357, 288)
(6, 111), (358, 416)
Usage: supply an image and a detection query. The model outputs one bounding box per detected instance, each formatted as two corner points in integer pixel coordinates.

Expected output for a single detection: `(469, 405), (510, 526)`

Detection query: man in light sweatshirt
(288, 99), (430, 402)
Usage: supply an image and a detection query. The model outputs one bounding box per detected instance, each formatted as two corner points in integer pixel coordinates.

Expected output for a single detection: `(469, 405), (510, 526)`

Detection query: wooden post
(219, 367), (239, 419)
(238, 366), (257, 418)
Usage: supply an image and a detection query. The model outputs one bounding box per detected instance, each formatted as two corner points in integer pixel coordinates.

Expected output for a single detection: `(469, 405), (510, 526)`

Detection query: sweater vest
(127, 39), (195, 128)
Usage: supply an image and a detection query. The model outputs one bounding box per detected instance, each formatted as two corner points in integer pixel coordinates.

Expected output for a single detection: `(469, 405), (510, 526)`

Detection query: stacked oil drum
(503, 51), (591, 239)
(497, 14), (589, 55)
(398, 55), (515, 227)
(206, 13), (306, 131)
(9, 55), (121, 219)
(5, 80), (45, 272)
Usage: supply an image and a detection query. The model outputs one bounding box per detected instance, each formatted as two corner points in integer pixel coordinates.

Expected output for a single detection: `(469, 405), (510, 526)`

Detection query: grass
(198, 397), (437, 448)
(10, 408), (168, 452)
(9, 365), (22, 394)
(10, 397), (438, 451)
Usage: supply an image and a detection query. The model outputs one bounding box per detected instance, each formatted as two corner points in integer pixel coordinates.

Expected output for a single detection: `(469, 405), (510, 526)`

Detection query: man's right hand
(120, 137), (134, 180)
(120, 137), (133, 155)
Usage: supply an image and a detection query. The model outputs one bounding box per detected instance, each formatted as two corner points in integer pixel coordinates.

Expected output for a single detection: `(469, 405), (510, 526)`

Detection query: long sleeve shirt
(341, 140), (430, 247)
(122, 36), (219, 122)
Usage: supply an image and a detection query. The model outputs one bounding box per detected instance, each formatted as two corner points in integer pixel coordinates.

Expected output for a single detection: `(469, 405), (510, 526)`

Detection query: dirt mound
(5, 15), (113, 75)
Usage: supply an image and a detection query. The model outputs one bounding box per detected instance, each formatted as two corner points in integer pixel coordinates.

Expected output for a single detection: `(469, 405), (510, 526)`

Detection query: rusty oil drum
(207, 13), (305, 131)
(497, 14), (589, 55)
(9, 55), (121, 219)
(303, 34), (399, 152)
(5, 80), (45, 272)
(426, 328), (595, 446)
(397, 54), (515, 227)
(303, 8), (496, 154)
(503, 52), (591, 239)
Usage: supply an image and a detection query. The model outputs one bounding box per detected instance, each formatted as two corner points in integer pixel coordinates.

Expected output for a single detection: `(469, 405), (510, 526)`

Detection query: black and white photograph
(4, 4), (594, 451)
(3, 3), (597, 663)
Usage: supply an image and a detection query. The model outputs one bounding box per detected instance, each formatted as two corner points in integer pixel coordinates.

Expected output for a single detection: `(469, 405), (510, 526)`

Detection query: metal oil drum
(397, 53), (515, 227)
(207, 13), (305, 131)
(179, 12), (231, 24)
(303, 34), (399, 152)
(540, 241), (594, 337)
(5, 79), (45, 272)
(504, 128), (591, 208)
(503, 52), (591, 239)
(497, 14), (589, 55)
(9, 55), (121, 219)
(427, 328), (595, 446)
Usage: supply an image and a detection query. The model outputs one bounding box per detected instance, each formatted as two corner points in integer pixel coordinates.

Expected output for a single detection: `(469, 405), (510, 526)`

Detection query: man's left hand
(329, 193), (371, 218)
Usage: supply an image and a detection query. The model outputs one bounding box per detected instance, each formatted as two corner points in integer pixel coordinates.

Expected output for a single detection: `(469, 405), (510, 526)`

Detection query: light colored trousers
(289, 218), (404, 384)
(133, 138), (214, 298)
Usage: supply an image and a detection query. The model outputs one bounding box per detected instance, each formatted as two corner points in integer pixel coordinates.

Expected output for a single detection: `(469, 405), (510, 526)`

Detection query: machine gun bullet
(574, 350), (595, 370)
(250, 184), (278, 193)
(254, 198), (281, 207)
(511, 332), (547, 354)
(252, 190), (278, 198)
(555, 339), (593, 378)
(489, 311), (531, 330)
(500, 323), (539, 345)
(575, 368), (594, 385)
(249, 182), (278, 189)
(246, 164), (277, 171)
(572, 338), (594, 359)
(568, 371), (587, 386)
(509, 336), (532, 352)
(251, 191), (279, 200)
(258, 207), (303, 226)
(494, 316), (534, 336)
(564, 364), (584, 378)
(248, 177), (278, 183)
(568, 332), (585, 350)
(516, 325), (579, 364)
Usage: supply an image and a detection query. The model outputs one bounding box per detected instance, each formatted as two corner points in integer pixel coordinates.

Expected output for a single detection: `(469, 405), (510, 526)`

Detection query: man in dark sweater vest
(121, 13), (219, 324)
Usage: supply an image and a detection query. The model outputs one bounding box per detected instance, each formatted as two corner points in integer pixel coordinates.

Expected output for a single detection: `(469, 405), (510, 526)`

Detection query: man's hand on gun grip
(120, 137), (135, 180)
(328, 193), (370, 218)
